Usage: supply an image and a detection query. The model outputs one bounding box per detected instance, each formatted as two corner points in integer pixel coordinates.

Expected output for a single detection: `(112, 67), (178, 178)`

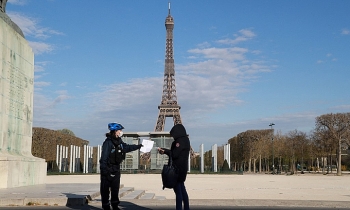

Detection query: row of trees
(191, 113), (350, 175)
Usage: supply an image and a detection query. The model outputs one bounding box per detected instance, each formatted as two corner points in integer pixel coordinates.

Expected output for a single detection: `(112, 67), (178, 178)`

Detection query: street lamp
(269, 123), (275, 174)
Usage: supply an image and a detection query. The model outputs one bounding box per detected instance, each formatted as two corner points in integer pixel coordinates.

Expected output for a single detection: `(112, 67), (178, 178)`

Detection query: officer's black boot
(102, 204), (111, 210)
(111, 204), (120, 210)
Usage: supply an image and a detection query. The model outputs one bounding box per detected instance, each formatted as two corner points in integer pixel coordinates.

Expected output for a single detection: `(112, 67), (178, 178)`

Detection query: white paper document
(140, 139), (154, 153)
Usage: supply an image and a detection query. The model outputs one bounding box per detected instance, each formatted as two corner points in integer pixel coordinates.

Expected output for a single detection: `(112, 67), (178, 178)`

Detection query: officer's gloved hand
(137, 144), (143, 149)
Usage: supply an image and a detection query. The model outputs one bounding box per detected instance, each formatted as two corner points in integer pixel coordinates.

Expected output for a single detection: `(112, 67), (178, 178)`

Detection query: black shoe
(111, 204), (120, 210)
(102, 205), (111, 210)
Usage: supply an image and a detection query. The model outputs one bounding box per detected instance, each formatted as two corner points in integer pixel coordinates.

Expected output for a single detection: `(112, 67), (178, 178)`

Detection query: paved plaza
(0, 173), (350, 209)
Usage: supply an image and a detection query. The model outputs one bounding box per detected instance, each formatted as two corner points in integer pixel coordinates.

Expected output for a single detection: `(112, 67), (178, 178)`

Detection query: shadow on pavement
(68, 206), (350, 210)
(65, 205), (101, 210)
(119, 201), (153, 210)
(1, 205), (350, 210)
(65, 201), (153, 210)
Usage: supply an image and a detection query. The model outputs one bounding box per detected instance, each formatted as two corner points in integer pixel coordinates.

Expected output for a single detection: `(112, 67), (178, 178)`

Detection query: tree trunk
(337, 139), (342, 176)
(253, 159), (256, 173)
(248, 158), (251, 172)
(259, 155), (262, 173)
(279, 156), (282, 173)
(329, 154), (332, 173)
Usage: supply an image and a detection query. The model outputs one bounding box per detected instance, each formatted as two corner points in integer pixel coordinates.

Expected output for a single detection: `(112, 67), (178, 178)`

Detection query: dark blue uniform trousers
(100, 170), (121, 209)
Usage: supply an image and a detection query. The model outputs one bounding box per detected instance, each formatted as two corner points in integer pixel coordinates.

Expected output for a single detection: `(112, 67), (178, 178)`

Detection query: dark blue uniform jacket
(100, 134), (139, 175)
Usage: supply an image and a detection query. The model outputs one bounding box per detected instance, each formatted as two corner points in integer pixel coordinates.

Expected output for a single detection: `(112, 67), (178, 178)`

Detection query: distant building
(121, 132), (173, 170)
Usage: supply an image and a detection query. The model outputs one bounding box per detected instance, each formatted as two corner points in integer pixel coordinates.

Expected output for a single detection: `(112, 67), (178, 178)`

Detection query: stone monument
(0, 0), (7, 13)
(0, 1), (47, 188)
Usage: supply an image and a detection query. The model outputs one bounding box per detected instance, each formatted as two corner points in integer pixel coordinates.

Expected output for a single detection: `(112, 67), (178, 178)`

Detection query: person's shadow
(62, 193), (153, 210)
(66, 201), (153, 210)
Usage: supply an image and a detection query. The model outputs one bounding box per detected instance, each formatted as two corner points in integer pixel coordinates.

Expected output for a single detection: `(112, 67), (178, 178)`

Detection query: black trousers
(100, 170), (121, 208)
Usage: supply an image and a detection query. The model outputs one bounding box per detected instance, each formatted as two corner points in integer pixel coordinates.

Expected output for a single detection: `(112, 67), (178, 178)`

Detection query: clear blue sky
(7, 0), (350, 151)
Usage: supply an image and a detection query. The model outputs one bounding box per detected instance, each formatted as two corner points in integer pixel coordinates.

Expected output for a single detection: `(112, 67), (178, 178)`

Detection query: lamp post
(269, 123), (275, 174)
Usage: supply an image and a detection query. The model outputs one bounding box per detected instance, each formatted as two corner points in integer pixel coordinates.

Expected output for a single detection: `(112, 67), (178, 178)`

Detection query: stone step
(154, 196), (166, 200)
(92, 185), (163, 201)
(119, 187), (134, 197)
(121, 190), (145, 200)
(139, 193), (155, 199)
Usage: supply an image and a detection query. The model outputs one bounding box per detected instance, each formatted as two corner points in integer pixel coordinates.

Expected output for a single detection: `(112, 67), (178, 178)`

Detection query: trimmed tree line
(227, 112), (350, 175)
(32, 127), (90, 172)
(194, 112), (350, 175)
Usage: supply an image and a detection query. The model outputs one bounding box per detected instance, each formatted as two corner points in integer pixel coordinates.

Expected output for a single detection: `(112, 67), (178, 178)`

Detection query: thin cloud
(7, 12), (63, 39)
(35, 81), (51, 88)
(34, 64), (45, 73)
(90, 78), (161, 112)
(251, 50), (262, 55)
(197, 42), (211, 48)
(34, 61), (51, 72)
(52, 94), (70, 107)
(217, 29), (256, 45)
(29, 41), (54, 55)
(317, 54), (338, 64)
(333, 104), (350, 110)
(209, 26), (217, 30)
(34, 93), (56, 118)
(33, 91), (81, 131)
(6, 12), (57, 54)
(188, 47), (248, 61)
(341, 28), (350, 35)
(8, 0), (27, 6)
(33, 89), (71, 125)
(239, 29), (256, 38)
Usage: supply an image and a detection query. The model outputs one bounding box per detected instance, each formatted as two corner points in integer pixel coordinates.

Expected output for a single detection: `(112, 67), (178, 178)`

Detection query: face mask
(118, 131), (123, 137)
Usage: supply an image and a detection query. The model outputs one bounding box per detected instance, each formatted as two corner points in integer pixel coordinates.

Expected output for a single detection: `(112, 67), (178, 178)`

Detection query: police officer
(100, 122), (143, 210)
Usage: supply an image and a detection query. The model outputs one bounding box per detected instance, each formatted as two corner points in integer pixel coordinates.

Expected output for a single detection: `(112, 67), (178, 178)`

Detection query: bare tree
(246, 130), (271, 173)
(234, 130), (272, 173)
(274, 131), (287, 173)
(285, 130), (308, 174)
(310, 130), (333, 173)
(314, 113), (350, 176)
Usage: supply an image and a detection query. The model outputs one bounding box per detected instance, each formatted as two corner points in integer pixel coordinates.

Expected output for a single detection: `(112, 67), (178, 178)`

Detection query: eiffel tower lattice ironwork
(154, 4), (182, 132)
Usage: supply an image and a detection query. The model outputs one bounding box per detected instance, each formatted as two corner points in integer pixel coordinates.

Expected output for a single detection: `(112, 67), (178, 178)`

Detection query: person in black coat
(158, 124), (190, 210)
(100, 122), (142, 210)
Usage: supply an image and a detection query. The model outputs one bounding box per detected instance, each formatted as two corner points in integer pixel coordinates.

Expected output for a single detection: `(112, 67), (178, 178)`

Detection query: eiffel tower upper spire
(155, 3), (182, 132)
(168, 1), (171, 15)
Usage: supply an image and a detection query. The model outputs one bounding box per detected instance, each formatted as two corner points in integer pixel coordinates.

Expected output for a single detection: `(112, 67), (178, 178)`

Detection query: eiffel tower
(154, 3), (182, 132)
(154, 3), (196, 159)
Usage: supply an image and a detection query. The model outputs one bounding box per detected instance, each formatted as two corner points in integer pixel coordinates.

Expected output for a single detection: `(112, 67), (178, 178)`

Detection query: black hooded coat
(162, 124), (190, 182)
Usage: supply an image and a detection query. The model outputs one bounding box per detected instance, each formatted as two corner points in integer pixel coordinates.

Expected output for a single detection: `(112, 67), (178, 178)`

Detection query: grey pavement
(0, 173), (350, 209)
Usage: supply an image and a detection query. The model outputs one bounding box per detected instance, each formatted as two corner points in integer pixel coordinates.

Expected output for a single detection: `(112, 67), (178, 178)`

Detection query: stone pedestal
(0, 12), (46, 188)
